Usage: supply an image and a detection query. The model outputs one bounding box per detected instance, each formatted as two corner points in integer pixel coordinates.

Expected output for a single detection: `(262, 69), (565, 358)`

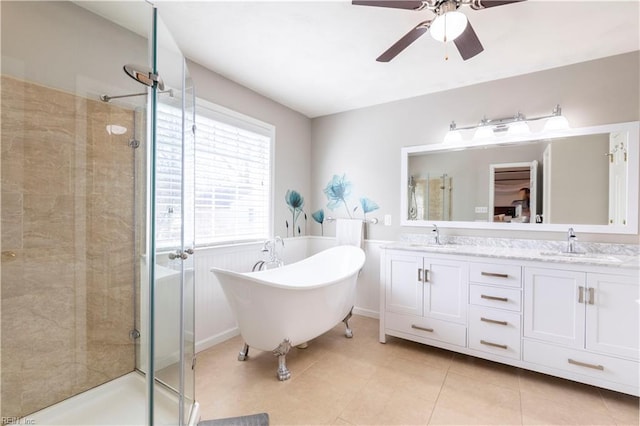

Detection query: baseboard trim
(196, 327), (240, 353)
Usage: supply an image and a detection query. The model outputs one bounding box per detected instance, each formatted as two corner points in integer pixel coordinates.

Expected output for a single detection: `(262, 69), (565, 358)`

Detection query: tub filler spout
(211, 245), (366, 381)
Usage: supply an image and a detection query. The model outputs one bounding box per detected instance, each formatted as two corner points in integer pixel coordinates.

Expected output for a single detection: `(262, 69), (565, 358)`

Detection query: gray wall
(311, 51), (640, 244)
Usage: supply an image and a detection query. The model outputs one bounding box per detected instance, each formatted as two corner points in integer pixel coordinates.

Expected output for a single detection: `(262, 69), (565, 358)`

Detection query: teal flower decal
(360, 197), (379, 218)
(324, 174), (353, 218)
(311, 209), (325, 236)
(285, 189), (305, 236)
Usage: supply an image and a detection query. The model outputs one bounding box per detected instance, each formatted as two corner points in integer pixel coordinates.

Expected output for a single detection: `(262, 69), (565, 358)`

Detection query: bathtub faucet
(260, 237), (285, 269)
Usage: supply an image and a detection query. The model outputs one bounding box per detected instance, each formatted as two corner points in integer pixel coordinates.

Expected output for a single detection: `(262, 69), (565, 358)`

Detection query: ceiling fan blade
(376, 21), (431, 62)
(454, 21), (484, 60)
(470, 0), (526, 10)
(352, 1), (424, 10)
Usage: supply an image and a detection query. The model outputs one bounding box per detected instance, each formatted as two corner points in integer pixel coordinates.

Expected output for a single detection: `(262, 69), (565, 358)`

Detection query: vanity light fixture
(443, 121), (463, 143)
(443, 104), (569, 142)
(543, 104), (570, 131)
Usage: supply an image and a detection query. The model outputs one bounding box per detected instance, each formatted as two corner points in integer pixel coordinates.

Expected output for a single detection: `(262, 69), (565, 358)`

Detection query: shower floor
(26, 372), (182, 425)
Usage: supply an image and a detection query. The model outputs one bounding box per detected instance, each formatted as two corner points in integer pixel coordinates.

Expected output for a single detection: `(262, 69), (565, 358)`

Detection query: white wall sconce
(444, 104), (570, 143)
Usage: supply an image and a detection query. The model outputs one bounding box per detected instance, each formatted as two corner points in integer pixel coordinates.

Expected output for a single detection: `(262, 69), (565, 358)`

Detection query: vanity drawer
(523, 339), (639, 389)
(385, 312), (466, 348)
(469, 284), (522, 312)
(469, 305), (521, 360)
(470, 262), (522, 288)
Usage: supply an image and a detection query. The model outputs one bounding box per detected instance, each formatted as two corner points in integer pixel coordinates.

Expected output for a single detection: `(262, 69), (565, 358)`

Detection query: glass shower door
(149, 8), (197, 425)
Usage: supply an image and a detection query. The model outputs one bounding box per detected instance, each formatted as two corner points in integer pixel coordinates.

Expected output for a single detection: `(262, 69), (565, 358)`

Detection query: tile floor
(196, 315), (639, 425)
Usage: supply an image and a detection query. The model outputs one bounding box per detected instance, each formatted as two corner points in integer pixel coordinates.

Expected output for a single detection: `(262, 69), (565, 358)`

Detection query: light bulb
(543, 115), (570, 131)
(507, 121), (530, 136)
(473, 126), (493, 140)
(444, 129), (462, 144)
(431, 11), (468, 42)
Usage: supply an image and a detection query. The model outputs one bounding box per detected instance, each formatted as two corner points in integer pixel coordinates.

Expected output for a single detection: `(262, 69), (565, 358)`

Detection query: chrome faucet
(260, 237), (285, 268)
(566, 227), (577, 253)
(432, 224), (442, 245)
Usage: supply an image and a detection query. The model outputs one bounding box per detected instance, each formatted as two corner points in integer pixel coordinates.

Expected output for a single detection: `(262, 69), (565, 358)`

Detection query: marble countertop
(384, 237), (640, 269)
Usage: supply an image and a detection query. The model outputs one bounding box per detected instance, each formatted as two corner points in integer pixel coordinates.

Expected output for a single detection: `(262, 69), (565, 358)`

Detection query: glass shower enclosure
(1, 1), (196, 424)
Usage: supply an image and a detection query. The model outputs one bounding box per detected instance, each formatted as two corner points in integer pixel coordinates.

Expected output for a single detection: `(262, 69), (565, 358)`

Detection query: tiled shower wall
(1, 76), (136, 417)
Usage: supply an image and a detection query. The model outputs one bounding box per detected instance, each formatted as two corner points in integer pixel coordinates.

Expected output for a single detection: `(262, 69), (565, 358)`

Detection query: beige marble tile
(1, 192), (23, 249)
(1, 76), (136, 418)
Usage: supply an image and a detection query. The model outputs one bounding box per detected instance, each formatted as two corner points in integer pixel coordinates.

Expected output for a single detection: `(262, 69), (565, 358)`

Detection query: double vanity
(380, 237), (639, 396)
(385, 120), (640, 396)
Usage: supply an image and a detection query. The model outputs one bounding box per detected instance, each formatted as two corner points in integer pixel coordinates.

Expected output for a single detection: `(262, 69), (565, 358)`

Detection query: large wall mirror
(401, 121), (639, 234)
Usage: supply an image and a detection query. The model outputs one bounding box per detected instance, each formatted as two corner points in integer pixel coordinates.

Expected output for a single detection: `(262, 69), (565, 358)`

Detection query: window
(155, 101), (273, 249)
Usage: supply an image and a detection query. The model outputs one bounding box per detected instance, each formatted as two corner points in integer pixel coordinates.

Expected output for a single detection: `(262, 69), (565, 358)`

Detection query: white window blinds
(155, 102), (272, 249)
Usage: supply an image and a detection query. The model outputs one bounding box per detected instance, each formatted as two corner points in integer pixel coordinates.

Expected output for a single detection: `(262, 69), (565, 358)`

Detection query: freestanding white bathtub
(211, 245), (366, 380)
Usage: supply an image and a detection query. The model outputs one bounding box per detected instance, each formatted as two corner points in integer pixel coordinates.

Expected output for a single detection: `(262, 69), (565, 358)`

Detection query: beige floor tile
(195, 316), (638, 426)
(387, 336), (455, 372)
(449, 353), (521, 390)
(428, 371), (522, 425)
(521, 390), (615, 425)
(599, 388), (640, 425)
(519, 369), (605, 409)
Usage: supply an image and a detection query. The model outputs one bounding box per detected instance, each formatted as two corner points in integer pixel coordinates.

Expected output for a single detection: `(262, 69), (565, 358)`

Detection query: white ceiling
(84, 0), (640, 118)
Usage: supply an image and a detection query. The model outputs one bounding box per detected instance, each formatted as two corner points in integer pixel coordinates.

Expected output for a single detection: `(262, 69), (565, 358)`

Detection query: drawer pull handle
(481, 272), (509, 278)
(480, 317), (508, 326)
(411, 324), (434, 333)
(568, 358), (604, 371)
(480, 294), (508, 302)
(587, 287), (595, 305)
(418, 268), (423, 282)
(578, 286), (585, 303)
(480, 340), (507, 350)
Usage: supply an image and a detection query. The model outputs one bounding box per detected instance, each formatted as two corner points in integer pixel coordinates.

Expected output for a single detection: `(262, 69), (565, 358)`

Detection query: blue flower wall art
(323, 174), (353, 218)
(360, 197), (379, 219)
(311, 209), (325, 236)
(285, 189), (305, 237)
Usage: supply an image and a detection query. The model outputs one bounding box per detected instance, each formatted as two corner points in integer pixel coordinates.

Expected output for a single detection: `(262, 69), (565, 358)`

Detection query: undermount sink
(539, 251), (624, 264)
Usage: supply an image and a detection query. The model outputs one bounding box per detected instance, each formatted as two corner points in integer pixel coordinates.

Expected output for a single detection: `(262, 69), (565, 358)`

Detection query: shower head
(123, 64), (165, 91)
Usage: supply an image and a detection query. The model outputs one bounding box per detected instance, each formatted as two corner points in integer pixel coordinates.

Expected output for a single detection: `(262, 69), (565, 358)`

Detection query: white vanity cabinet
(523, 268), (639, 392)
(381, 250), (468, 348)
(380, 245), (639, 396)
(468, 262), (522, 361)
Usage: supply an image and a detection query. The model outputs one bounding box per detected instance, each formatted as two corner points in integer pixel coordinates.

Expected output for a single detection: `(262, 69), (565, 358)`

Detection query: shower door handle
(168, 248), (194, 260)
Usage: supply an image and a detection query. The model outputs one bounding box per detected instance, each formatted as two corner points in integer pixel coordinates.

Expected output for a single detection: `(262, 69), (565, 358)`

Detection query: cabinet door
(524, 268), (585, 348)
(586, 273), (639, 359)
(385, 252), (423, 316)
(423, 259), (468, 324)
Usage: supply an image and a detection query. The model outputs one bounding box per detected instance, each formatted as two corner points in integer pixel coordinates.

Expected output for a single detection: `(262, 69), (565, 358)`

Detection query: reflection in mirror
(408, 174), (452, 221)
(489, 161), (537, 223)
(401, 121), (639, 234)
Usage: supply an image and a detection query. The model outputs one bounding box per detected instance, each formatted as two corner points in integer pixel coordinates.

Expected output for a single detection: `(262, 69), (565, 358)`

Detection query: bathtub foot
(273, 339), (292, 381)
(343, 308), (354, 338)
(296, 342), (309, 349)
(238, 342), (249, 361)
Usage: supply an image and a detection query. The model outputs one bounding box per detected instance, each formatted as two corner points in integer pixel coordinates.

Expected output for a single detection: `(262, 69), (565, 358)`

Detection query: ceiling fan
(353, 0), (526, 62)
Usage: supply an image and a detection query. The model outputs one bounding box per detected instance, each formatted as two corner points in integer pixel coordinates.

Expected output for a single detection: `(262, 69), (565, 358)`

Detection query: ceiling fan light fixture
(430, 11), (468, 43)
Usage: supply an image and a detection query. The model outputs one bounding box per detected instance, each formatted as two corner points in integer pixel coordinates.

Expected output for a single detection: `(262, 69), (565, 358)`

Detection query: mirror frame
(400, 121), (639, 234)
